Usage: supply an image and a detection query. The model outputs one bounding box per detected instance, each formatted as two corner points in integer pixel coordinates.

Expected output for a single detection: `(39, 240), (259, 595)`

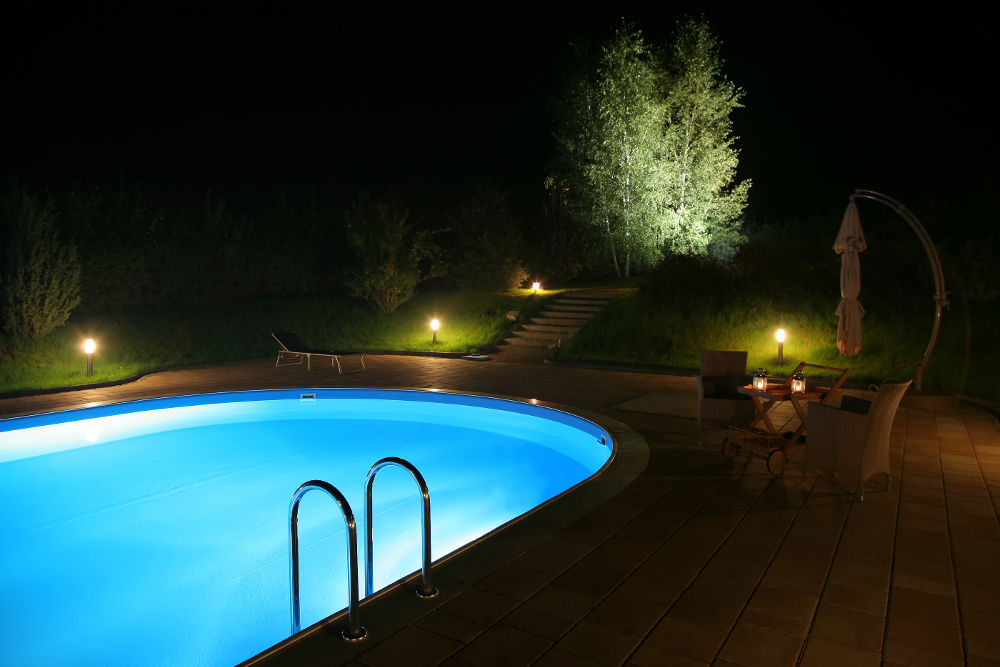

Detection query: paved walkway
(3, 355), (999, 666)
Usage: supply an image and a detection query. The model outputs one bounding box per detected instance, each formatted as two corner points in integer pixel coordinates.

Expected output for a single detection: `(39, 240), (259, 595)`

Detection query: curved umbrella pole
(850, 189), (949, 391)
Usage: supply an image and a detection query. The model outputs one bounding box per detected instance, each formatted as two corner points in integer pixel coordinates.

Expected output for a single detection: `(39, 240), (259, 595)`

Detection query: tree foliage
(555, 24), (667, 277)
(552, 17), (749, 275)
(343, 192), (441, 313)
(445, 187), (529, 290)
(660, 17), (749, 259)
(1, 189), (82, 340)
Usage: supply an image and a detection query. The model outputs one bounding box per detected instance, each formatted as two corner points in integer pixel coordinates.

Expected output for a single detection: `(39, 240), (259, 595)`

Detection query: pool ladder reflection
(287, 456), (437, 642)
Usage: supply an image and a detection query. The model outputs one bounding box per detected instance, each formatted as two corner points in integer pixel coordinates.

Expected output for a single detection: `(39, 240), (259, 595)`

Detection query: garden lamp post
(84, 338), (96, 376)
(776, 329), (786, 365)
(430, 319), (439, 345)
(531, 282), (541, 293)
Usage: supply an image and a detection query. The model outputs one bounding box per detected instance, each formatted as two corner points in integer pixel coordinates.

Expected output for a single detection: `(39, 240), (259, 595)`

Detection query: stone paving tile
(760, 553), (833, 598)
(799, 637), (881, 667)
(644, 616), (727, 663)
(520, 586), (600, 624)
(473, 562), (555, 602)
(355, 625), (463, 667)
(499, 606), (573, 642)
(452, 624), (552, 667)
(739, 585), (818, 638)
(513, 536), (593, 576)
(584, 589), (666, 636)
(668, 576), (754, 631)
(553, 620), (642, 665)
(888, 585), (959, 626)
(964, 610), (1000, 663)
(884, 612), (965, 666)
(821, 580), (887, 617)
(533, 648), (603, 666)
(627, 643), (709, 666)
(718, 623), (803, 666)
(810, 603), (884, 653)
(415, 610), (487, 644)
(440, 588), (520, 626)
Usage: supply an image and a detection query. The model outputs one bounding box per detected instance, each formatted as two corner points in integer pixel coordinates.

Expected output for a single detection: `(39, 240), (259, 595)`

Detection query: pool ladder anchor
(365, 456), (439, 599)
(287, 457), (437, 643)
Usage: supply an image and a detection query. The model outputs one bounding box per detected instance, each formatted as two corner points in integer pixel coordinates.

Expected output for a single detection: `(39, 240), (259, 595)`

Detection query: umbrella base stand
(902, 390), (959, 414)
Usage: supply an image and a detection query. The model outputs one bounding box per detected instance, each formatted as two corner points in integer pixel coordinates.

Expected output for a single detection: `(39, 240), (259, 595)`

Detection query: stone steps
(492, 288), (633, 363)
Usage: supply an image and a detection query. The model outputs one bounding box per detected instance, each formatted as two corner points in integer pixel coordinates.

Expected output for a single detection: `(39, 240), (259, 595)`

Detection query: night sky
(5, 4), (993, 225)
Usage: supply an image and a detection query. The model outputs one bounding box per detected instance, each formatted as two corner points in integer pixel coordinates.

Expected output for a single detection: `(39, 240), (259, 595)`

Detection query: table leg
(748, 396), (779, 433)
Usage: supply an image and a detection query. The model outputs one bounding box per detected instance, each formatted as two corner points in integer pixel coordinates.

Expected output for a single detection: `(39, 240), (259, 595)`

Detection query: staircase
(492, 288), (631, 364)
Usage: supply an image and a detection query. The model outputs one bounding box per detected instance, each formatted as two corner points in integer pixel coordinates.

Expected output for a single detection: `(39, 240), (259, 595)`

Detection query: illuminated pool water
(0, 389), (612, 666)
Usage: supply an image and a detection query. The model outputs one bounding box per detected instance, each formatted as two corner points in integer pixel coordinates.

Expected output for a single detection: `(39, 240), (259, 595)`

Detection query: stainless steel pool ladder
(287, 458), (436, 643)
(364, 457), (438, 599)
(288, 480), (367, 642)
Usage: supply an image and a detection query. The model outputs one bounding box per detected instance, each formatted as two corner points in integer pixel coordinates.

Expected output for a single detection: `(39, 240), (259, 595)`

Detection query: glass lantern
(752, 368), (768, 391)
(790, 369), (806, 393)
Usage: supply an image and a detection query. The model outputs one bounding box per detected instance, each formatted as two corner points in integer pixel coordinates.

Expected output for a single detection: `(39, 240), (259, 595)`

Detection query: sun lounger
(272, 332), (365, 374)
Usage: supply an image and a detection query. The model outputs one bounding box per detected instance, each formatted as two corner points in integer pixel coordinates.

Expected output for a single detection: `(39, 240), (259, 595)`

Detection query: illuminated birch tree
(556, 24), (667, 277)
(660, 17), (749, 259)
(553, 18), (749, 273)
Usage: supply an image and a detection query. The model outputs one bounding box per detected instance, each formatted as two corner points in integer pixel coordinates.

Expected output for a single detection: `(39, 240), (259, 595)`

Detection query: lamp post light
(84, 338), (96, 376)
(531, 281), (541, 293)
(430, 319), (439, 345)
(776, 328), (786, 365)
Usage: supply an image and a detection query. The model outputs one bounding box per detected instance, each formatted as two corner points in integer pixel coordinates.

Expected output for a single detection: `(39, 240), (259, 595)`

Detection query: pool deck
(3, 355), (999, 666)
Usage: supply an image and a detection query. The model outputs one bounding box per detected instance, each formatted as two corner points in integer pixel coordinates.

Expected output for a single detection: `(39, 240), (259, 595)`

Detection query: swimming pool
(0, 389), (613, 666)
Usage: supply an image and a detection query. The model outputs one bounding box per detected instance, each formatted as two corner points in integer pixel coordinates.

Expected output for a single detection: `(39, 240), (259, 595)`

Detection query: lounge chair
(804, 379), (911, 500)
(272, 332), (365, 374)
(695, 350), (754, 442)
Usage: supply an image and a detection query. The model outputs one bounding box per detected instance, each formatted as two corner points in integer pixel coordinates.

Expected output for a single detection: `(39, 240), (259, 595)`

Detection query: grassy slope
(558, 283), (998, 402)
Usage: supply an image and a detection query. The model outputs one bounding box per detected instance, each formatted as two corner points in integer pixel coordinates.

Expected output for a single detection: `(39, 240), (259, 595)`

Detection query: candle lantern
(790, 368), (806, 393)
(752, 368), (768, 391)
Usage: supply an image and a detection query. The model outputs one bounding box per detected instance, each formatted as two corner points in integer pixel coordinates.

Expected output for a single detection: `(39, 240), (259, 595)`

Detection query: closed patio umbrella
(834, 200), (866, 356)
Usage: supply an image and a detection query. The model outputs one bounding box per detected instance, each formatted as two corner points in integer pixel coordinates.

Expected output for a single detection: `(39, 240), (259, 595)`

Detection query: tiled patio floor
(3, 355), (998, 666)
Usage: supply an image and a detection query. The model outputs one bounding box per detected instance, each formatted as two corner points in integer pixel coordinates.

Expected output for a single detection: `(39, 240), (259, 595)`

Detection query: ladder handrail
(288, 480), (367, 641)
(364, 457), (439, 599)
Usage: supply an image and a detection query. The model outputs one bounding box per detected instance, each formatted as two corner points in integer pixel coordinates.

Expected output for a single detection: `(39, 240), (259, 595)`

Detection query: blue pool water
(0, 389), (612, 666)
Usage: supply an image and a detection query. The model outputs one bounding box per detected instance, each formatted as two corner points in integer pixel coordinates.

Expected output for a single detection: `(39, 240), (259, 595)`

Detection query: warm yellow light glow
(531, 282), (541, 292)
(775, 329), (786, 343)
(84, 338), (96, 354)
(791, 378), (806, 393)
(430, 319), (440, 331)
(752, 376), (767, 391)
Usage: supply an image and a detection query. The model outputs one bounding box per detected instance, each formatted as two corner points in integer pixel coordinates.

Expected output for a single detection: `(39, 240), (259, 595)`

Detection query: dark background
(4, 4), (993, 227)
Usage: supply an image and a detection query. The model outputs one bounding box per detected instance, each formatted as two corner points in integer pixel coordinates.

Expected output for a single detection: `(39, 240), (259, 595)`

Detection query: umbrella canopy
(834, 200), (867, 356)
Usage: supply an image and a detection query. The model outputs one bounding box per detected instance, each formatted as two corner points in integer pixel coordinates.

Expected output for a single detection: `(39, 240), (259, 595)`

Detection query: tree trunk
(606, 215), (621, 277)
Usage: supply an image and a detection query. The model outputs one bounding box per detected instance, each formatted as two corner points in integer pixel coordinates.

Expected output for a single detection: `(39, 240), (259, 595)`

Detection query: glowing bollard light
(531, 281), (541, 293)
(430, 319), (439, 345)
(776, 328), (786, 365)
(84, 338), (96, 376)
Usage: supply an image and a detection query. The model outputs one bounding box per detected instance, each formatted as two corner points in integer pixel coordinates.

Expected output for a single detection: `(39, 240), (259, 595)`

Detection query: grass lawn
(0, 288), (554, 395)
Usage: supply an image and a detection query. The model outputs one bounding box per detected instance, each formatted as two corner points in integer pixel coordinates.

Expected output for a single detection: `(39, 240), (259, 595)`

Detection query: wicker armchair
(695, 350), (754, 441)
(804, 380), (911, 500)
